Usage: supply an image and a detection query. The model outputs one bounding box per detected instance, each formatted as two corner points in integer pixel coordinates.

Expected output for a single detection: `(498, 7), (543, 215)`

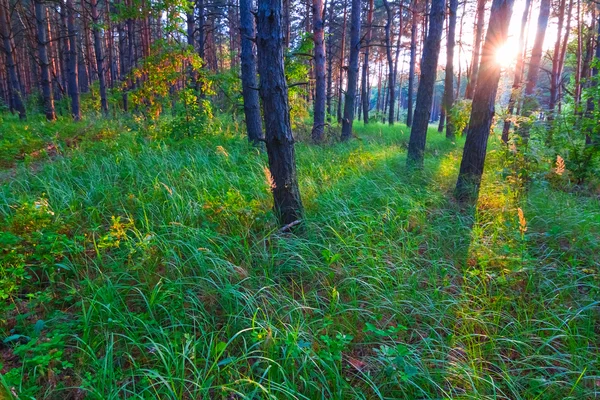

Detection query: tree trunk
(326, 0), (334, 119)
(90, 0), (108, 114)
(337, 0), (347, 123)
(256, 0), (303, 227)
(361, 0), (374, 124)
(311, 0), (326, 142)
(464, 0), (486, 99)
(500, 0), (531, 142)
(35, 0), (56, 120)
(524, 0), (550, 97)
(549, 0), (567, 113)
(455, 0), (515, 201)
(382, 0), (395, 125)
(65, 0), (80, 120)
(406, 0), (444, 166)
(240, 0), (264, 145)
(340, 0), (361, 140)
(443, 0), (457, 139)
(406, 0), (417, 127)
(0, 0), (26, 119)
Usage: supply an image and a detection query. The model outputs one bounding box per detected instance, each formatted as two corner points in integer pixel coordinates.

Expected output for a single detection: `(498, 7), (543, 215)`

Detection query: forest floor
(0, 114), (599, 399)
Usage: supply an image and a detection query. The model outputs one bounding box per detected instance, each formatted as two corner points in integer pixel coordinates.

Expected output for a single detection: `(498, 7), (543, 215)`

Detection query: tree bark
(337, 0), (348, 123)
(382, 0), (395, 125)
(361, 0), (374, 124)
(464, 0), (486, 99)
(90, 0), (108, 114)
(240, 0), (264, 145)
(0, 0), (26, 119)
(35, 0), (56, 120)
(340, 0), (361, 140)
(455, 0), (515, 201)
(256, 0), (304, 227)
(311, 0), (326, 142)
(443, 0), (457, 139)
(406, 0), (444, 166)
(65, 0), (80, 119)
(406, 0), (417, 127)
(326, 0), (334, 119)
(524, 0), (550, 97)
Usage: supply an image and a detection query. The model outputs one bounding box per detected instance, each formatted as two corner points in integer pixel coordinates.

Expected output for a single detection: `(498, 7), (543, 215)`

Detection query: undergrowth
(0, 114), (598, 399)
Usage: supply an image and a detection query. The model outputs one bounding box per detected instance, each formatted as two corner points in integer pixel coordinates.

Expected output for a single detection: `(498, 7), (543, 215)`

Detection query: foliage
(448, 99), (472, 136)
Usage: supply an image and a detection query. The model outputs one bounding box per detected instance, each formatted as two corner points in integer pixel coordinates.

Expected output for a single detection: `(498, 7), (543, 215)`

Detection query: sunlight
(495, 40), (518, 68)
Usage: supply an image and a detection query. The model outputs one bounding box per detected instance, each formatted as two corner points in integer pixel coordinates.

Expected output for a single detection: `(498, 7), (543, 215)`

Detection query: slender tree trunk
(500, 0), (530, 142)
(554, 0), (572, 113)
(524, 0), (550, 97)
(549, 0), (567, 113)
(455, 0), (515, 200)
(35, 0), (56, 120)
(90, 0), (108, 114)
(65, 0), (80, 120)
(392, 1), (403, 122)
(464, 0), (486, 99)
(340, 0), (361, 140)
(382, 0), (395, 125)
(326, 0), (334, 119)
(361, 0), (374, 124)
(0, 0), (26, 119)
(311, 0), (326, 142)
(406, 0), (444, 166)
(240, 0), (264, 144)
(442, 0), (457, 138)
(574, 0), (582, 108)
(406, 0), (417, 127)
(256, 0), (303, 227)
(337, 0), (348, 123)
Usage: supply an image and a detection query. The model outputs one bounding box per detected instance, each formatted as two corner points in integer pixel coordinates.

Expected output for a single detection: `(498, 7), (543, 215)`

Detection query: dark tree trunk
(442, 0), (457, 139)
(197, 0), (205, 60)
(406, 0), (417, 127)
(311, 0), (326, 142)
(91, 0), (108, 114)
(240, 0), (264, 145)
(524, 0), (550, 97)
(35, 0), (56, 120)
(340, 0), (361, 140)
(382, 0), (395, 125)
(65, 0), (80, 120)
(326, 0), (334, 119)
(361, 0), (374, 124)
(406, 0), (444, 166)
(549, 0), (571, 114)
(464, 0), (486, 99)
(501, 0), (530, 142)
(392, 1), (403, 122)
(256, 0), (303, 227)
(0, 0), (26, 119)
(337, 0), (348, 123)
(455, 0), (515, 201)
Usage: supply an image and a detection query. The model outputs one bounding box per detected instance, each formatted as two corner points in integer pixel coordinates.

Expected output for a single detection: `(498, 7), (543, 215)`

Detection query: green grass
(0, 115), (598, 399)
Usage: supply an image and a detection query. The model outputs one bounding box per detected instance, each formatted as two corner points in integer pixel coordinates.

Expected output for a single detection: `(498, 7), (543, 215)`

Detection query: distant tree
(442, 0), (458, 139)
(256, 0), (303, 226)
(340, 0), (361, 140)
(311, 0), (326, 142)
(65, 0), (80, 120)
(35, 0), (56, 121)
(406, 0), (444, 166)
(465, 0), (487, 99)
(0, 0), (26, 119)
(337, 0), (348, 123)
(382, 0), (396, 126)
(90, 0), (108, 115)
(524, 0), (550, 97)
(455, 0), (515, 201)
(361, 0), (374, 124)
(406, 0), (418, 127)
(240, 0), (264, 145)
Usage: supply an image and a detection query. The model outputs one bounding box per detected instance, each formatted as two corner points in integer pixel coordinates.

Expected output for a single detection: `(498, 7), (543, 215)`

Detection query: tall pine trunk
(406, 0), (444, 166)
(90, 0), (108, 114)
(442, 0), (457, 139)
(256, 0), (303, 227)
(337, 0), (347, 123)
(455, 0), (515, 200)
(0, 0), (26, 119)
(464, 0), (486, 99)
(524, 0), (550, 97)
(361, 0), (374, 124)
(340, 0), (361, 140)
(35, 0), (56, 120)
(382, 0), (395, 125)
(406, 0), (417, 127)
(311, 0), (326, 142)
(66, 0), (80, 119)
(240, 0), (264, 144)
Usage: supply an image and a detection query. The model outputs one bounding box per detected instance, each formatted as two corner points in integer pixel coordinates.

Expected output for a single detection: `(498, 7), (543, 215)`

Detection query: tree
(0, 0), (26, 119)
(455, 0), (515, 201)
(442, 0), (458, 139)
(66, 0), (80, 120)
(361, 0), (374, 124)
(406, 0), (444, 166)
(256, 0), (304, 226)
(311, 0), (326, 142)
(340, 0), (361, 140)
(524, 0), (550, 97)
(90, 0), (109, 115)
(240, 0), (264, 145)
(501, 0), (531, 142)
(35, 0), (56, 121)
(406, 0), (418, 127)
(337, 0), (348, 123)
(465, 0), (486, 99)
